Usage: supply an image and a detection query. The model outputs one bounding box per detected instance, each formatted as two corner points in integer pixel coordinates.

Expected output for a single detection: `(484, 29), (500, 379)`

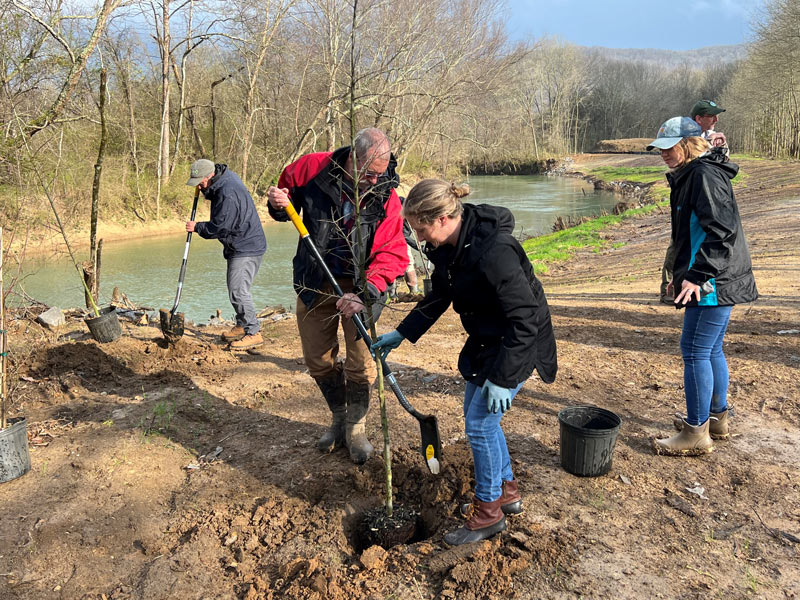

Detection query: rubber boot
(653, 419), (714, 456)
(314, 370), (346, 453)
(444, 497), (507, 546)
(673, 409), (729, 440)
(345, 381), (374, 465)
(461, 480), (523, 517)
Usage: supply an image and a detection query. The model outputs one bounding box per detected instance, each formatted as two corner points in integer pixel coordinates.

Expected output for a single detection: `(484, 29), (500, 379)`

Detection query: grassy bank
(522, 201), (668, 274)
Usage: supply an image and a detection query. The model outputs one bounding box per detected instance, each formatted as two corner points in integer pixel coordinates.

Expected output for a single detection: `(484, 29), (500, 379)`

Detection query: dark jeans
(227, 255), (263, 334)
(680, 305), (733, 426)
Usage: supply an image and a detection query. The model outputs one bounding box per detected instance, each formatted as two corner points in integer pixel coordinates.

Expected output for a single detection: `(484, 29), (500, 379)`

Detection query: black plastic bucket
(0, 417), (31, 483)
(558, 406), (621, 477)
(85, 306), (122, 343)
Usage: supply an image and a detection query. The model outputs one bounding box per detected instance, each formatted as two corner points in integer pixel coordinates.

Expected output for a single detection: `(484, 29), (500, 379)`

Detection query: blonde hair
(675, 136), (711, 168)
(403, 179), (469, 224)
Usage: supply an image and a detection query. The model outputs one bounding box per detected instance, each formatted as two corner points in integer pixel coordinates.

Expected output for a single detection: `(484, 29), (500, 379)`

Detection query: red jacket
(269, 146), (409, 308)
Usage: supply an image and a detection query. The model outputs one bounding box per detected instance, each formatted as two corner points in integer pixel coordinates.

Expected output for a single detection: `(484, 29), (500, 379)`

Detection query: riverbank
(1, 153), (798, 599)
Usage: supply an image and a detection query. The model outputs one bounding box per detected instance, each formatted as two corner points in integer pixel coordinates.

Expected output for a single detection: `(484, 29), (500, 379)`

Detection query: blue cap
(646, 117), (703, 151)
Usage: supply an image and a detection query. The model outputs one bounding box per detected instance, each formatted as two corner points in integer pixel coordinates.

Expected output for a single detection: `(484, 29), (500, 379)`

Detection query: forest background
(1, 0), (799, 242)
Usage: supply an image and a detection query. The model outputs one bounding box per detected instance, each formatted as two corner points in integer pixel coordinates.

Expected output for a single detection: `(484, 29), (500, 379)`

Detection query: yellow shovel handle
(283, 202), (309, 238)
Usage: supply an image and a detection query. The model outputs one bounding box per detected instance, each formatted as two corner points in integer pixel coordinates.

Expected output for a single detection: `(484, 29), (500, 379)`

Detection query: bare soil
(1, 154), (798, 600)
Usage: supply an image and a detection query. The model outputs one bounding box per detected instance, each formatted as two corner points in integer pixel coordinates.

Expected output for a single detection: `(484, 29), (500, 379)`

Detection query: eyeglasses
(356, 161), (386, 179)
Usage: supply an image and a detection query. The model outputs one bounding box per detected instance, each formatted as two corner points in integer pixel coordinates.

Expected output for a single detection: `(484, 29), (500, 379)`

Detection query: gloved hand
(371, 330), (405, 361)
(482, 379), (513, 414)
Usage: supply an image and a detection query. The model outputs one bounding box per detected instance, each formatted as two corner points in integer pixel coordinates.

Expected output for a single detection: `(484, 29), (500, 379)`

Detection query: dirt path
(1, 154), (798, 600)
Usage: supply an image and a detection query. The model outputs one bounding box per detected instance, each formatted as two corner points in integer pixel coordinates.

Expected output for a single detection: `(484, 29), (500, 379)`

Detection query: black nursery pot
(558, 406), (622, 477)
(85, 306), (122, 343)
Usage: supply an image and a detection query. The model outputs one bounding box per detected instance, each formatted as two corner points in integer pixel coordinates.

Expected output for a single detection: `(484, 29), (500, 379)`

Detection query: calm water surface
(17, 175), (616, 322)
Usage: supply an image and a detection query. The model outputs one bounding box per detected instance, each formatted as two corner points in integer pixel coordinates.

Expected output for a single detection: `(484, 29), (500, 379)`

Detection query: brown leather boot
(460, 480), (523, 517)
(230, 332), (263, 350)
(345, 381), (373, 465)
(445, 497), (507, 546)
(673, 409), (729, 440)
(221, 325), (245, 341)
(653, 419), (714, 456)
(314, 370), (347, 453)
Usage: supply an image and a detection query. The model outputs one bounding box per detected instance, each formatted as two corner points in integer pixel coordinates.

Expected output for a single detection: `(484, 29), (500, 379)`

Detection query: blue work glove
(482, 379), (513, 414)
(371, 330), (405, 361)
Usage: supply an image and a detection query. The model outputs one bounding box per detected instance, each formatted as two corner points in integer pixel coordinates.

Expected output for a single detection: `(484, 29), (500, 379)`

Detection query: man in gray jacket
(186, 159), (267, 349)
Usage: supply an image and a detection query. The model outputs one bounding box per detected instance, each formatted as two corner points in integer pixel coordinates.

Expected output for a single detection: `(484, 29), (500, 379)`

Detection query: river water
(17, 175), (616, 322)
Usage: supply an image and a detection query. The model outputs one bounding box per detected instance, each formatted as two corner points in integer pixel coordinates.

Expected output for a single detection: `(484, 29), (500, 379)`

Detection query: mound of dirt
(590, 138), (654, 153)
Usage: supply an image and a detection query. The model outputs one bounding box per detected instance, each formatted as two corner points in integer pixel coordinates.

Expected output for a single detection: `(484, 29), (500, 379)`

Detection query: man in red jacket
(267, 128), (408, 464)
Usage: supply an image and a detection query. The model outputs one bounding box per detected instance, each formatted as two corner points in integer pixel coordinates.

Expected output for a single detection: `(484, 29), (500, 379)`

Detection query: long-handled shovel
(160, 187), (200, 344)
(283, 203), (442, 474)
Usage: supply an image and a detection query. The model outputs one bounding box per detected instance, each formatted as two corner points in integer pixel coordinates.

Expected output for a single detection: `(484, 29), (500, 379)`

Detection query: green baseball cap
(186, 159), (215, 186)
(690, 100), (725, 118)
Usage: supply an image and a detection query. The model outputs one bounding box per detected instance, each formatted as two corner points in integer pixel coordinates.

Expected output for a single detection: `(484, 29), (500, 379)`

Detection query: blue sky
(505, 0), (766, 50)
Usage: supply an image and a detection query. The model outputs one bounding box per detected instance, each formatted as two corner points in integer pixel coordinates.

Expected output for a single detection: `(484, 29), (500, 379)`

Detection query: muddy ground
(1, 154), (798, 599)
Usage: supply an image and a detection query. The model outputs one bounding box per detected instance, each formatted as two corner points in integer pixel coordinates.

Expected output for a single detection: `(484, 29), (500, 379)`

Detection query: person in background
(646, 117), (757, 456)
(691, 99), (729, 153)
(185, 159), (267, 350)
(266, 128), (408, 465)
(387, 204), (420, 299)
(661, 100), (730, 303)
(371, 179), (557, 545)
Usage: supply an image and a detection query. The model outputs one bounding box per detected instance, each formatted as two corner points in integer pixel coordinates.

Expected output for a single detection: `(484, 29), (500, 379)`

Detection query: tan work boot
(221, 325), (245, 341)
(445, 497), (507, 546)
(653, 419), (714, 456)
(314, 370), (347, 453)
(345, 381), (373, 465)
(673, 409), (729, 440)
(230, 333), (263, 350)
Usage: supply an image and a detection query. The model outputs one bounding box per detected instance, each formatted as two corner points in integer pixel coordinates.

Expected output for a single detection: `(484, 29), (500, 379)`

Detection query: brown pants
(296, 279), (376, 385)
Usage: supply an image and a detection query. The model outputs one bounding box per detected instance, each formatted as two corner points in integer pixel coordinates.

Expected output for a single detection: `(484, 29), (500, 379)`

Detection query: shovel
(283, 202), (442, 474)
(160, 187), (200, 343)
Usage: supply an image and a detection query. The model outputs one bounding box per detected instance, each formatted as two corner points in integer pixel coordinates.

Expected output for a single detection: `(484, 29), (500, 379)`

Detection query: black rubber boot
(444, 498), (507, 546)
(314, 370), (346, 453)
(345, 381), (374, 465)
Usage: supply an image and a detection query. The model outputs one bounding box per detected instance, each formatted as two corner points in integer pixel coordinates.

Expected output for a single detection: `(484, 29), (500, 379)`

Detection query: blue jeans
(680, 305), (733, 426)
(464, 380), (524, 502)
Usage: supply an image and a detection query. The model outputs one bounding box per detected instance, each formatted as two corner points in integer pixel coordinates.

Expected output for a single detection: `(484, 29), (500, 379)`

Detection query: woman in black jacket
(372, 179), (557, 545)
(646, 117), (758, 456)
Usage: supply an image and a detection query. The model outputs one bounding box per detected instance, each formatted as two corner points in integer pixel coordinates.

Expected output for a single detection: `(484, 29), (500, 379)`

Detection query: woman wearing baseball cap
(647, 117), (758, 456)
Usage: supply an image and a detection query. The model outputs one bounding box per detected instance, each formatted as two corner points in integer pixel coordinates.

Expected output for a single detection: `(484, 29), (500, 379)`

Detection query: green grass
(587, 166), (667, 184)
(523, 201), (669, 274)
(730, 152), (769, 161)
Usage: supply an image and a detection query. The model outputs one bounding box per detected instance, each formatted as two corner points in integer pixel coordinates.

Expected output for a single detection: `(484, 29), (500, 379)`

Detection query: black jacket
(667, 153), (757, 307)
(194, 164), (267, 259)
(268, 146), (408, 311)
(396, 203), (558, 388)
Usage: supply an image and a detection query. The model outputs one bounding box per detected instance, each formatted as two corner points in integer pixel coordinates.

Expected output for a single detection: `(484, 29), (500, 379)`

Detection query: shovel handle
(170, 187), (201, 315)
(283, 202), (425, 419)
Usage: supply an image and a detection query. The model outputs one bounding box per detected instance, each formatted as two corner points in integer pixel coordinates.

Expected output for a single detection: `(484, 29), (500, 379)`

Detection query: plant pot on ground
(0, 227), (31, 483)
(85, 305), (122, 343)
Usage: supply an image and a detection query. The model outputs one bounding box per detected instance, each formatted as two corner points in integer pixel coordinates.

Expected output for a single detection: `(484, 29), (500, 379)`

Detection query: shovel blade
(159, 308), (185, 343)
(417, 414), (442, 475)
